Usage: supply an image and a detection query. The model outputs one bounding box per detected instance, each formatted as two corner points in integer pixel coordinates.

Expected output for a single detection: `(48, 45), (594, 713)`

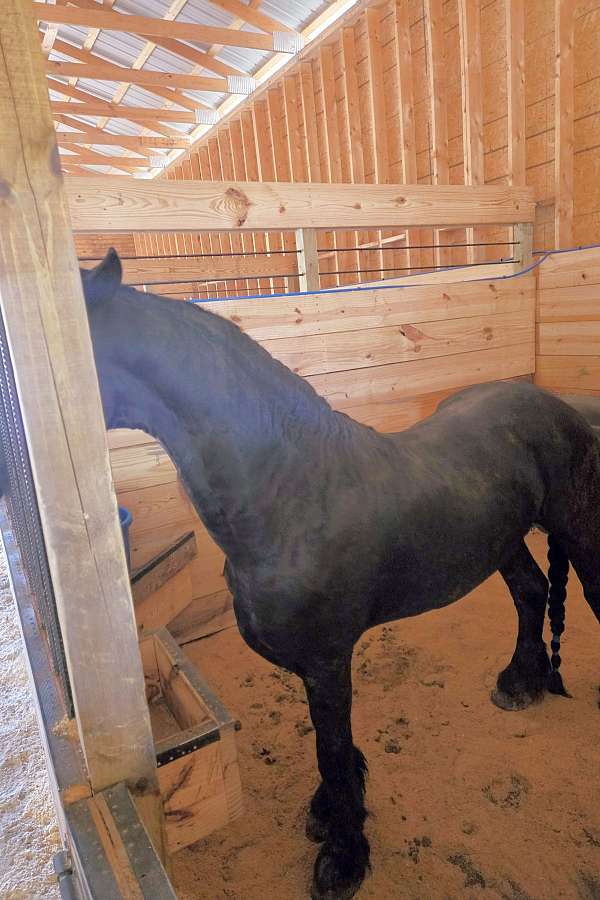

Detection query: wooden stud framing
(37, 5), (300, 54)
(0, 0), (164, 857)
(506, 0), (526, 188)
(391, 0), (420, 272)
(554, 0), (575, 249)
(458, 0), (484, 264)
(425, 0), (450, 268)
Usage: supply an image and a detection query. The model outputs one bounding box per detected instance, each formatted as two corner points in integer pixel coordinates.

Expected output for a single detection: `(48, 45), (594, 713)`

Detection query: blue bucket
(118, 506), (133, 571)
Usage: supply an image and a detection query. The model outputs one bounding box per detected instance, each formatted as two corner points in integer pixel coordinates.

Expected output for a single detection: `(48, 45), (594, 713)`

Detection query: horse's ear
(81, 247), (122, 305)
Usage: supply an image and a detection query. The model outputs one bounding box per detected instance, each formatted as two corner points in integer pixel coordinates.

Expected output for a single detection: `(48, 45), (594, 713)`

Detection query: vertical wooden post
(425, 0), (450, 268)
(515, 222), (534, 269)
(506, 0), (526, 187)
(392, 0), (420, 273)
(0, 0), (165, 860)
(458, 0), (484, 264)
(554, 0), (575, 249)
(296, 228), (320, 292)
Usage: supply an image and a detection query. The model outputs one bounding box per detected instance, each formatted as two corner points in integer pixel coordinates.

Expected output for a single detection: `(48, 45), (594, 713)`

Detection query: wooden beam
(554, 0), (575, 248)
(51, 0), (245, 78)
(206, 0), (296, 35)
(391, 0), (420, 272)
(240, 109), (271, 294)
(318, 46), (341, 287)
(296, 228), (320, 292)
(1, 0), (164, 856)
(46, 60), (244, 94)
(506, 0), (526, 187)
(60, 151), (149, 169)
(65, 180), (536, 232)
(51, 100), (198, 122)
(458, 0), (484, 263)
(425, 0), (450, 268)
(48, 38), (214, 112)
(56, 128), (189, 150)
(37, 5), (303, 53)
(365, 7), (388, 278)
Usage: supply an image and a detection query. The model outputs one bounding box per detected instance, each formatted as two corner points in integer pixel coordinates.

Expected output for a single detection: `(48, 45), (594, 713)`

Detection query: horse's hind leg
(303, 655), (369, 900)
(492, 540), (551, 711)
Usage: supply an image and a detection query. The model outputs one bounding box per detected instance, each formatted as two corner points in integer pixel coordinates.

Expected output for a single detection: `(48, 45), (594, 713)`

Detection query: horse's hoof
(490, 687), (538, 711)
(310, 839), (369, 900)
(306, 810), (329, 843)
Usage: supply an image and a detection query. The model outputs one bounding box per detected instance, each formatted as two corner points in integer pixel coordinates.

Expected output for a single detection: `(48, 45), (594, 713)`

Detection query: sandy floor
(0, 547), (60, 900)
(173, 531), (600, 900)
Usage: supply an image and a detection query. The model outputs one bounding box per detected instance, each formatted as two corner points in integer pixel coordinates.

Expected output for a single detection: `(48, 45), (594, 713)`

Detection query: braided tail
(547, 535), (571, 697)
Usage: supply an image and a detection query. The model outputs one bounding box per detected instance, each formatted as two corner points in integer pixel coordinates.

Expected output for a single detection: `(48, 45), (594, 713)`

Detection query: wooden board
(66, 179), (536, 233)
(0, 0), (163, 853)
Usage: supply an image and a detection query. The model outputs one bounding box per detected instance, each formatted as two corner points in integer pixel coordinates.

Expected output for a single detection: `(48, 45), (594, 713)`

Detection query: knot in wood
(219, 187), (251, 228)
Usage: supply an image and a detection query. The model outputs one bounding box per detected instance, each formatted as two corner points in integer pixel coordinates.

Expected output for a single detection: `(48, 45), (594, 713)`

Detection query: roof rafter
(46, 59), (253, 94)
(36, 4), (303, 54)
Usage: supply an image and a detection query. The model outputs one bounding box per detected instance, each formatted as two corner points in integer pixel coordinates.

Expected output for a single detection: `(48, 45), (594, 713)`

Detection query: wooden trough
(141, 628), (243, 855)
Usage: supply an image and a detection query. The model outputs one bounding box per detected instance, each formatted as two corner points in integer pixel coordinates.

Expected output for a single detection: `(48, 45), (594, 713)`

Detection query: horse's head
(80, 248), (126, 428)
(81, 246), (123, 309)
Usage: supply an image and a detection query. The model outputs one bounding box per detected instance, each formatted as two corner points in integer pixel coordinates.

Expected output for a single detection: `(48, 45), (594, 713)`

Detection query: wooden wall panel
(535, 244), (600, 395)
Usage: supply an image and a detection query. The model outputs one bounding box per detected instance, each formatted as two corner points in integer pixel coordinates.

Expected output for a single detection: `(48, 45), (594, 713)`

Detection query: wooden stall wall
(535, 244), (600, 394)
(124, 0), (600, 298)
(109, 271), (535, 624)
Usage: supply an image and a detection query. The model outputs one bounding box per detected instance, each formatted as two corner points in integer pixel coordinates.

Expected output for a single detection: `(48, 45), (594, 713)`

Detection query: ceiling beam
(46, 60), (254, 94)
(205, 0), (295, 35)
(51, 100), (198, 123)
(36, 4), (303, 54)
(52, 0), (246, 78)
(56, 127), (189, 149)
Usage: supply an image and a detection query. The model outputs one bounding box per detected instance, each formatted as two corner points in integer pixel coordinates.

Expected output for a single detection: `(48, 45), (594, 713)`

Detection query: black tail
(547, 535), (571, 697)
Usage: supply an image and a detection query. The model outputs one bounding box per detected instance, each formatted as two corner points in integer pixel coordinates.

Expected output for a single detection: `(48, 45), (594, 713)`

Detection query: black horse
(82, 251), (600, 900)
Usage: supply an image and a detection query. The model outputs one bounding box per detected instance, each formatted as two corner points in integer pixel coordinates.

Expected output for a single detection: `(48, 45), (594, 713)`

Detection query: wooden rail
(66, 180), (535, 233)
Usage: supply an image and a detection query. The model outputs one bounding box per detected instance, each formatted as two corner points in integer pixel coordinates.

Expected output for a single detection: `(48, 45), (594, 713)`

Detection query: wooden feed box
(140, 627), (243, 854)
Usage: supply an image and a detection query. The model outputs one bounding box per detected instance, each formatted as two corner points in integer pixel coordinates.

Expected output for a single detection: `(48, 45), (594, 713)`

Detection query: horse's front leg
(303, 655), (370, 900)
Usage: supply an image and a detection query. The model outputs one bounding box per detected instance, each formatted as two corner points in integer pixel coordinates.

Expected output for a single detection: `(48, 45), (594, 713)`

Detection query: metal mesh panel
(0, 310), (74, 716)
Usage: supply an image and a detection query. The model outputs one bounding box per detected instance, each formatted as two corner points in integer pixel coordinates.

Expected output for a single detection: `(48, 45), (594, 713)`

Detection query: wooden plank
(240, 110), (271, 294)
(56, 129), (188, 150)
(135, 567), (194, 636)
(203, 0), (295, 35)
(46, 60), (232, 93)
(538, 246), (600, 289)
(260, 310), (534, 377)
(425, 0), (450, 268)
(131, 531), (197, 605)
(1, 507), (91, 817)
(538, 283), (600, 320)
(65, 179), (535, 233)
(535, 355), (600, 392)
(390, 0), (420, 273)
(538, 321), (600, 355)
(458, 0), (484, 264)
(51, 101), (198, 123)
(506, 0), (526, 187)
(554, 0), (575, 248)
(169, 589), (235, 645)
(37, 5), (297, 52)
(308, 342), (535, 410)
(318, 45), (341, 287)
(295, 227), (320, 292)
(0, 0), (164, 856)
(364, 7), (387, 278)
(299, 62), (321, 182)
(204, 277), (535, 340)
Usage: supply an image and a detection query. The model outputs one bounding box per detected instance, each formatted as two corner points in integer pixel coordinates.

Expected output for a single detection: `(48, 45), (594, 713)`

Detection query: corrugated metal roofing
(41, 0), (343, 174)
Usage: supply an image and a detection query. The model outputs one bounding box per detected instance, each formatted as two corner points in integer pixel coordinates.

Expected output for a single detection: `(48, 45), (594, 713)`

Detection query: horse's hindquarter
(364, 382), (594, 626)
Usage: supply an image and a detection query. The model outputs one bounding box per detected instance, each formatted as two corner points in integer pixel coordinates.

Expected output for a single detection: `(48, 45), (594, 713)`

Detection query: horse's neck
(108, 296), (343, 563)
